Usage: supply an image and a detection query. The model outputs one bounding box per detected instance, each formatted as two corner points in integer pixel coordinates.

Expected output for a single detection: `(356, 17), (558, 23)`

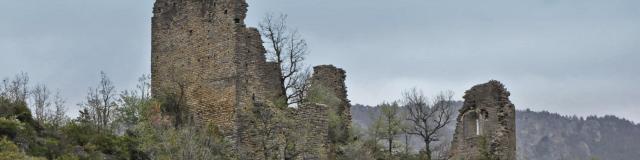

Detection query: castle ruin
(151, 0), (350, 159)
(449, 80), (516, 160)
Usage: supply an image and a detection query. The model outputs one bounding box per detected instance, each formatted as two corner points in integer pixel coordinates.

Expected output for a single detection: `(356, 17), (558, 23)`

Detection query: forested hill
(517, 109), (640, 160)
(351, 104), (640, 160)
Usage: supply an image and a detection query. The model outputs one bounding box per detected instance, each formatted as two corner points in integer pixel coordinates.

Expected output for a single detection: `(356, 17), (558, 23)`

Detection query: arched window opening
(476, 119), (480, 135)
(463, 111), (479, 138)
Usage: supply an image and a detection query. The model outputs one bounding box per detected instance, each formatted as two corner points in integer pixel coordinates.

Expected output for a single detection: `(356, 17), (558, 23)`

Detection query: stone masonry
(449, 80), (516, 160)
(291, 103), (330, 160)
(151, 0), (283, 135)
(151, 0), (350, 159)
(309, 65), (352, 129)
(293, 65), (352, 159)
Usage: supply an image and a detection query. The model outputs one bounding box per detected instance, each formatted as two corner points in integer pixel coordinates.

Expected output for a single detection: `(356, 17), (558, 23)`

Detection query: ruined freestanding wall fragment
(309, 65), (352, 127)
(449, 80), (516, 160)
(305, 65), (351, 159)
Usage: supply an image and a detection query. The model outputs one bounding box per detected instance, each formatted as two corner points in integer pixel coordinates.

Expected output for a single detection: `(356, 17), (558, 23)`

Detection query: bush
(0, 117), (22, 139)
(0, 137), (45, 160)
(0, 98), (37, 128)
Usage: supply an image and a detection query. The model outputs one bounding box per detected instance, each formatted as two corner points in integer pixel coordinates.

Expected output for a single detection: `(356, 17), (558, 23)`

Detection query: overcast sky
(1, 0), (639, 122)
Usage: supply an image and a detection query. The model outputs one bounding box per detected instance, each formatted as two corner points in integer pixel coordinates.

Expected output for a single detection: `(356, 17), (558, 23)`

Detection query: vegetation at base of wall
(0, 73), (239, 160)
(478, 135), (497, 160)
(0, 71), (460, 160)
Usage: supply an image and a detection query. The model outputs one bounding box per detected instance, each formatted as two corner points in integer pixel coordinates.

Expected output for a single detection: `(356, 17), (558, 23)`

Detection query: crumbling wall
(449, 80), (516, 160)
(151, 0), (349, 159)
(291, 104), (330, 160)
(151, 0), (282, 141)
(309, 65), (352, 127)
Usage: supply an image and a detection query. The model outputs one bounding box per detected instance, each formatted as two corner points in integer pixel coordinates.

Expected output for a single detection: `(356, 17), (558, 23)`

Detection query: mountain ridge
(351, 104), (640, 160)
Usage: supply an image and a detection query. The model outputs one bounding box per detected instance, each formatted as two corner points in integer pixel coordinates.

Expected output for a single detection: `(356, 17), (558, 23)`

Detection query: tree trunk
(388, 138), (393, 158)
(405, 134), (410, 154)
(424, 140), (432, 160)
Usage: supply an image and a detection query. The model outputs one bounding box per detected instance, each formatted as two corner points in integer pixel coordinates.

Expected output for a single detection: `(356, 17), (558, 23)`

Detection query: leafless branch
(260, 13), (310, 106)
(403, 88), (455, 159)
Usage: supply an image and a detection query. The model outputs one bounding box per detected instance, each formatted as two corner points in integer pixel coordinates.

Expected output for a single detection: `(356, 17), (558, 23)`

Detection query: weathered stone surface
(151, 0), (282, 146)
(449, 80), (516, 160)
(309, 65), (352, 127)
(151, 0), (351, 159)
(290, 103), (330, 160)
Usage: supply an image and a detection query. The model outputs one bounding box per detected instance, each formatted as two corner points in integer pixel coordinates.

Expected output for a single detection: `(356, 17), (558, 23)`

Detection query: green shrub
(0, 117), (22, 139)
(0, 137), (45, 160)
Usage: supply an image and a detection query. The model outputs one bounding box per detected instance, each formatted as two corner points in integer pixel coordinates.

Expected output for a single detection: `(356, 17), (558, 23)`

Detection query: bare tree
(137, 74), (151, 101)
(1, 72), (30, 102)
(80, 71), (117, 130)
(403, 88), (455, 160)
(49, 91), (67, 130)
(31, 84), (51, 123)
(259, 13), (310, 106)
(289, 69), (311, 105)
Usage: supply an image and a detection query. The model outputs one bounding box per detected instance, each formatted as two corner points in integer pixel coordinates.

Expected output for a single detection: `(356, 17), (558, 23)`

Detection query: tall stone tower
(449, 80), (516, 160)
(151, 0), (282, 138)
(151, 0), (353, 158)
(309, 65), (352, 128)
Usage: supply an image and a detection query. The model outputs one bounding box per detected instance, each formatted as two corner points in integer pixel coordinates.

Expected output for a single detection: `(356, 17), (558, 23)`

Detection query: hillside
(351, 104), (640, 160)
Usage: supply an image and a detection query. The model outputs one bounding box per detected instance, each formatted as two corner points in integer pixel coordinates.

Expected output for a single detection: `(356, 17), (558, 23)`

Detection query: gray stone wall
(449, 80), (516, 160)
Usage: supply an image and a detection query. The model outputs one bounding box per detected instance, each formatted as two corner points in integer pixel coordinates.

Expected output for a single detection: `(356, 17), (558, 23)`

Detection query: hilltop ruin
(449, 80), (516, 160)
(150, 0), (350, 159)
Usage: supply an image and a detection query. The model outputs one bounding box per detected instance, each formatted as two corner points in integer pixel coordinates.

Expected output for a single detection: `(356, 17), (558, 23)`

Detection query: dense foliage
(0, 73), (238, 160)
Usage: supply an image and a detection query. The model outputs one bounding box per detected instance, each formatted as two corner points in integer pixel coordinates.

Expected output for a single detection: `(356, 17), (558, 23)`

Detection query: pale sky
(1, 0), (639, 122)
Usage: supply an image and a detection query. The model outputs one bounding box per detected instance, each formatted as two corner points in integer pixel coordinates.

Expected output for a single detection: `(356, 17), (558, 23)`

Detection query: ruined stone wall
(152, 1), (349, 159)
(449, 80), (516, 160)
(151, 0), (282, 138)
(309, 65), (352, 126)
(292, 104), (330, 160)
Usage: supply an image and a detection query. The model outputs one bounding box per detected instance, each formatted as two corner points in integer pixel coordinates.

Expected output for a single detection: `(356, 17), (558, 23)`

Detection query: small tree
(403, 88), (455, 160)
(48, 91), (67, 131)
(31, 84), (51, 124)
(115, 74), (151, 134)
(1, 72), (30, 103)
(371, 102), (404, 159)
(337, 125), (376, 160)
(79, 71), (118, 130)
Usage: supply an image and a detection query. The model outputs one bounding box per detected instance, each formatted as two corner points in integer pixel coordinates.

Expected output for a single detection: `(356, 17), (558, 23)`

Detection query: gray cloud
(1, 0), (638, 122)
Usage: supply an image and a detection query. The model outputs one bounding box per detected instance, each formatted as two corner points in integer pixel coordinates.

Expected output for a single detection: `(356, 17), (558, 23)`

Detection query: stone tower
(151, 0), (352, 159)
(299, 65), (352, 159)
(309, 65), (352, 128)
(151, 0), (283, 138)
(449, 80), (516, 160)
